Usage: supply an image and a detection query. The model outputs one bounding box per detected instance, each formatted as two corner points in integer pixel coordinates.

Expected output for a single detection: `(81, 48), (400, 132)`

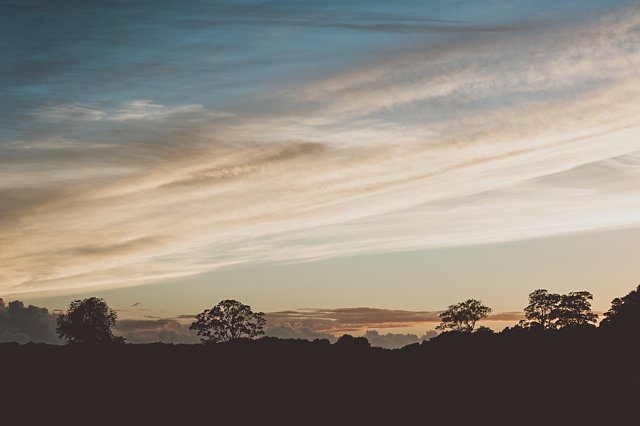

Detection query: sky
(1, 0), (640, 347)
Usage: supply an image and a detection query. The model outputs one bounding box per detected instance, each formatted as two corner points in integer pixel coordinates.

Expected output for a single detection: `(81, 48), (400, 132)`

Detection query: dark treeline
(2, 286), (639, 424)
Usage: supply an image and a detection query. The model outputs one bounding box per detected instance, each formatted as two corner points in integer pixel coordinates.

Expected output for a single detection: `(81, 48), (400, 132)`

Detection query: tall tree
(190, 299), (266, 343)
(436, 299), (492, 333)
(56, 297), (126, 345)
(523, 289), (562, 330)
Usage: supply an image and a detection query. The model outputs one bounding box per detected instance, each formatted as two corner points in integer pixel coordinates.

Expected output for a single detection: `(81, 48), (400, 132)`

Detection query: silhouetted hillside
(2, 327), (638, 424)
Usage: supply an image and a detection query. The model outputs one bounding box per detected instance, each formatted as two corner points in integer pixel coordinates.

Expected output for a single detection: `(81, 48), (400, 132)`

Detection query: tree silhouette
(520, 289), (597, 330)
(190, 299), (266, 343)
(523, 289), (562, 330)
(600, 284), (640, 330)
(56, 297), (126, 345)
(436, 299), (492, 332)
(554, 291), (598, 328)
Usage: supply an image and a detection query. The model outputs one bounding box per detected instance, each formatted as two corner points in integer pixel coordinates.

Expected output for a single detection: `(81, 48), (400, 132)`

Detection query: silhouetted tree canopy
(520, 289), (597, 330)
(600, 284), (640, 330)
(523, 289), (561, 330)
(189, 299), (266, 343)
(56, 297), (126, 345)
(555, 291), (598, 328)
(436, 299), (492, 332)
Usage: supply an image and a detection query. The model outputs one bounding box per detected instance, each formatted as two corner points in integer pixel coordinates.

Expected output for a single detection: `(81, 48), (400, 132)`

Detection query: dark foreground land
(2, 330), (638, 425)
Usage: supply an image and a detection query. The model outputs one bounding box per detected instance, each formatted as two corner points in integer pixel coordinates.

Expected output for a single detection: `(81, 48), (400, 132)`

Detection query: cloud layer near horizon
(265, 307), (522, 336)
(1, 1), (640, 296)
(0, 297), (519, 348)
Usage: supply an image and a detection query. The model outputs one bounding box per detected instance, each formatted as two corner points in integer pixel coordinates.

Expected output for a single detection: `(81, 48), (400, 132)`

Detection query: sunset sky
(2, 0), (640, 346)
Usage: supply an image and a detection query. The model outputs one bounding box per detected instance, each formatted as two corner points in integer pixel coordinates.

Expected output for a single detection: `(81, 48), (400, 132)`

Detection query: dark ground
(2, 330), (638, 425)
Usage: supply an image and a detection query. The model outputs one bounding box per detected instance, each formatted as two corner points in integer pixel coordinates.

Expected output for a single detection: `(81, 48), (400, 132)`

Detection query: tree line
(49, 283), (640, 346)
(4, 285), (638, 425)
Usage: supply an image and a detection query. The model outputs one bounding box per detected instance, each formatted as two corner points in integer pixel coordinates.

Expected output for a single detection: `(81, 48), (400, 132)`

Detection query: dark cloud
(0, 298), (62, 344)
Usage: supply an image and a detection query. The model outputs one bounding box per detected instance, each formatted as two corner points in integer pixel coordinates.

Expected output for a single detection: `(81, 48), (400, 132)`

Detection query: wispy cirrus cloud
(1, 2), (639, 296)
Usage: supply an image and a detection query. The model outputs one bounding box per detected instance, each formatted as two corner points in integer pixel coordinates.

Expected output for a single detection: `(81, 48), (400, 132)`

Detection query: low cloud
(266, 308), (523, 336)
(0, 299), (523, 345)
(266, 308), (442, 335)
(265, 322), (337, 343)
(363, 330), (438, 349)
(0, 298), (62, 344)
(115, 318), (199, 344)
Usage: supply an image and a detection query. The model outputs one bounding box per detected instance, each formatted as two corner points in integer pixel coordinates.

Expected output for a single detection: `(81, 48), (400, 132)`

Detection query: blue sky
(2, 0), (640, 343)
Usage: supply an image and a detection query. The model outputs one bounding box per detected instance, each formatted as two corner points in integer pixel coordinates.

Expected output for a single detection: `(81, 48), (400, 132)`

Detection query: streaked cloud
(1, 2), (639, 296)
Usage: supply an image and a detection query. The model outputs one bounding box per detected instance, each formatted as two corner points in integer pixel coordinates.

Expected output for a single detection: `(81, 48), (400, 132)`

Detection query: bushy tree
(523, 289), (561, 330)
(436, 299), (492, 333)
(190, 299), (266, 343)
(555, 291), (598, 328)
(56, 297), (125, 345)
(521, 289), (597, 330)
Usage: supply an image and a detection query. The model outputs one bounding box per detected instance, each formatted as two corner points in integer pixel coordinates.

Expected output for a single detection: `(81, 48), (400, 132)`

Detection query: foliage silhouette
(190, 299), (266, 343)
(600, 284), (640, 331)
(520, 289), (597, 329)
(523, 289), (561, 329)
(56, 297), (125, 345)
(436, 299), (492, 332)
(555, 291), (598, 328)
